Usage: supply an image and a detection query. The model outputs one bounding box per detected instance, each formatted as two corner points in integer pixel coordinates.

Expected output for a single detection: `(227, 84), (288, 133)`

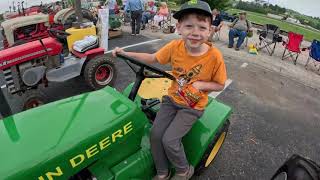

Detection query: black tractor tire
(22, 90), (47, 111)
(84, 56), (117, 90)
(195, 120), (230, 175)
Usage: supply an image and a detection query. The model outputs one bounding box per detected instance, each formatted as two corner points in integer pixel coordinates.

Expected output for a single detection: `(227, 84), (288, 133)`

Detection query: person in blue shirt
(125, 0), (145, 35)
(107, 0), (118, 15)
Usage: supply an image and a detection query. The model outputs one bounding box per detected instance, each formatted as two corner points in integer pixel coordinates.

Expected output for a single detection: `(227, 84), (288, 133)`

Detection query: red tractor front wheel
(84, 56), (117, 90)
(22, 90), (47, 111)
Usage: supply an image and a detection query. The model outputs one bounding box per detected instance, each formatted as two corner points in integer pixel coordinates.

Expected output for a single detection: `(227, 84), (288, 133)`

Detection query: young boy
(112, 1), (227, 179)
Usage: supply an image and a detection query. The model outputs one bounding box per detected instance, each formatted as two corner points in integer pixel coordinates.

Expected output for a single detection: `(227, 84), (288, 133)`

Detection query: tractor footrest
(46, 56), (84, 82)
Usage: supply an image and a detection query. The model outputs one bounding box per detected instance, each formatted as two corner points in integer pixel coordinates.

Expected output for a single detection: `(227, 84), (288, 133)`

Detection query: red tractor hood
(0, 37), (62, 70)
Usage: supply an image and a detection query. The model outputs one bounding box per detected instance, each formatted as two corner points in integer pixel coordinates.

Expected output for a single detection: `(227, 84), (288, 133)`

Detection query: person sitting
(228, 11), (252, 51)
(208, 8), (223, 42)
(141, 0), (157, 30)
(152, 2), (169, 29)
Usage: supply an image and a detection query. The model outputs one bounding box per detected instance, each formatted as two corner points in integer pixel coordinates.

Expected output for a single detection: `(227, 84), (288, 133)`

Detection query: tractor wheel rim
(95, 64), (113, 85)
(25, 99), (44, 109)
(205, 132), (226, 167)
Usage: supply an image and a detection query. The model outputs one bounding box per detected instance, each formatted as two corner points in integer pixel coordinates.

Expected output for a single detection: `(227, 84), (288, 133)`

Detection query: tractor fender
(54, 8), (71, 24)
(61, 8), (95, 25)
(80, 48), (105, 74)
(182, 98), (232, 167)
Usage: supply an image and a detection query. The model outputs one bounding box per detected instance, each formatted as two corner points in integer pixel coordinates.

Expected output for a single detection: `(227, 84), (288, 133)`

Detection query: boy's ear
(176, 22), (181, 34)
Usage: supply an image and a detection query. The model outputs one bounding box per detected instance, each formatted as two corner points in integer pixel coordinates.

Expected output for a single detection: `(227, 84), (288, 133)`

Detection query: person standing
(107, 0), (118, 15)
(125, 0), (144, 35)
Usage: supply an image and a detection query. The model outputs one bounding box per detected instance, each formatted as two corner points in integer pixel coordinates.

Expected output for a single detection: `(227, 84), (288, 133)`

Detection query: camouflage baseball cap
(173, 0), (212, 20)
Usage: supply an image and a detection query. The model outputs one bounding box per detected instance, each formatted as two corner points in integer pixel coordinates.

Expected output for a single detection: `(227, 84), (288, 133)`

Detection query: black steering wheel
(116, 53), (175, 101)
(117, 53), (175, 80)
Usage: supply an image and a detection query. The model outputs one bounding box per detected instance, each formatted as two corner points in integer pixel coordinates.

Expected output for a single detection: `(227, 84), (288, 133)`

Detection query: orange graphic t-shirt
(155, 39), (227, 110)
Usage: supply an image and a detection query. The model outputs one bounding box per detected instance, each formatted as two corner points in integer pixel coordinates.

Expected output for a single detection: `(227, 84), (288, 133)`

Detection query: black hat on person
(173, 0), (212, 20)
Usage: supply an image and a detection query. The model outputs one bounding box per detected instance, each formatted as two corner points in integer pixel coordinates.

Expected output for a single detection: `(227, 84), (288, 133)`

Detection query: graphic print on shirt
(176, 64), (203, 108)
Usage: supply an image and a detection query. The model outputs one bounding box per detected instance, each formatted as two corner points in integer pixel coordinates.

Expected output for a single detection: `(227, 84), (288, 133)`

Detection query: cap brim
(173, 8), (212, 20)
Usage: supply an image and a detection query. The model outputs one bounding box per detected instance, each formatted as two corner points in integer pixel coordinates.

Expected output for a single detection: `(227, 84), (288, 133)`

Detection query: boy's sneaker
(171, 165), (194, 180)
(152, 171), (171, 180)
(235, 47), (240, 51)
(228, 45), (233, 48)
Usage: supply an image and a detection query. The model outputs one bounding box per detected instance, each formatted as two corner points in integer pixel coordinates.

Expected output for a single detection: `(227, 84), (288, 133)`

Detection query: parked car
(220, 11), (236, 22)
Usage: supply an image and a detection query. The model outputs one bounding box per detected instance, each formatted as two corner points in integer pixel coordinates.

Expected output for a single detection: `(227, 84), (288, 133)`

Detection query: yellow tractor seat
(138, 77), (172, 101)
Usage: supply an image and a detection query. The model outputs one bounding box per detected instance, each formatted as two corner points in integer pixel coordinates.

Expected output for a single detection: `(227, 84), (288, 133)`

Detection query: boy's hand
(112, 47), (125, 57)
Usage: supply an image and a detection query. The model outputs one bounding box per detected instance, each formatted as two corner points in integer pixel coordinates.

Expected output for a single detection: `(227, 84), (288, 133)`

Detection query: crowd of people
(102, 0), (253, 48)
(98, 0), (170, 35)
(123, 0), (170, 35)
(209, 9), (253, 51)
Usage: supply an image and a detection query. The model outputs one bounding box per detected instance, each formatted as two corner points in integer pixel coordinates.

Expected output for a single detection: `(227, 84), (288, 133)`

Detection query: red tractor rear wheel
(84, 56), (117, 90)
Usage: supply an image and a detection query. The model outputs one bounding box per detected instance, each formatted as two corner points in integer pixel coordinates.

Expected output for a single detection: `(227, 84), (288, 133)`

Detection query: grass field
(227, 9), (320, 42)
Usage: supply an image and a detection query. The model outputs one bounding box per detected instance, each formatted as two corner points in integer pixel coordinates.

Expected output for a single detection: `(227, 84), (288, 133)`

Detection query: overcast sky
(0, 0), (58, 14)
(1, 0), (320, 17)
(244, 0), (319, 17)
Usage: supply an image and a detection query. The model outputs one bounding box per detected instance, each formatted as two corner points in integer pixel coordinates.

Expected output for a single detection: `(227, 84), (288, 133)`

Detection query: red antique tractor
(1, 7), (96, 49)
(0, 29), (116, 110)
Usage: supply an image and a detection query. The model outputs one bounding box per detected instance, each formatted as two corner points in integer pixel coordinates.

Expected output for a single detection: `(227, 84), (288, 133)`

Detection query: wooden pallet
(109, 29), (122, 39)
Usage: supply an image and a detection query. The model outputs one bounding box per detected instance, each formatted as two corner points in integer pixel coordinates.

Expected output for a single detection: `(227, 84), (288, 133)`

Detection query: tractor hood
(1, 13), (49, 46)
(0, 86), (148, 179)
(0, 37), (62, 70)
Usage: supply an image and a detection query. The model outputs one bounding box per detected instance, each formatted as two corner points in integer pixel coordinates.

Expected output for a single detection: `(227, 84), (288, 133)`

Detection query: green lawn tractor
(0, 54), (232, 180)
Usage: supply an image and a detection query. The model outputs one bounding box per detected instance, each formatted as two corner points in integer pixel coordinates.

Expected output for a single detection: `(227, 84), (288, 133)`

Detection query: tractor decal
(38, 121), (133, 180)
(0, 48), (53, 68)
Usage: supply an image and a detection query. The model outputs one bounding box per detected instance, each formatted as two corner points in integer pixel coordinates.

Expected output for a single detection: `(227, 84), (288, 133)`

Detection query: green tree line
(179, 0), (230, 10)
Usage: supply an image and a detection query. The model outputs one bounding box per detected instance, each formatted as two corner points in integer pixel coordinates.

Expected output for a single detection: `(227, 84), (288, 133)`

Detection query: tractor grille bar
(3, 68), (16, 93)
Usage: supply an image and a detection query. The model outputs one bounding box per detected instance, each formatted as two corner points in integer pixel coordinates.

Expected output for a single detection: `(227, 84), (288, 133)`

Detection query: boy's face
(176, 14), (212, 49)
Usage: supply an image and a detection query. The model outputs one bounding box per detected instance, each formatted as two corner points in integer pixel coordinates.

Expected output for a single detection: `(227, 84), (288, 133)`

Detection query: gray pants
(150, 96), (204, 175)
(130, 10), (142, 34)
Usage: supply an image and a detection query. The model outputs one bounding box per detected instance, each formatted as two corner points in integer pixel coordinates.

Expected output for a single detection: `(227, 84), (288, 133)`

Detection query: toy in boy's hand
(248, 44), (258, 55)
(177, 84), (203, 108)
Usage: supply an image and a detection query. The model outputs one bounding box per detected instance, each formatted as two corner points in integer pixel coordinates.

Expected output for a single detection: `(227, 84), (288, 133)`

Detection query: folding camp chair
(305, 39), (320, 71)
(257, 24), (282, 56)
(282, 32), (304, 65)
(119, 10), (131, 26)
(211, 26), (222, 41)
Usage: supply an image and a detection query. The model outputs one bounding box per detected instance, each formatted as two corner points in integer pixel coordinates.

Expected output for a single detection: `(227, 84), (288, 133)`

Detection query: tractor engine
(0, 37), (63, 94)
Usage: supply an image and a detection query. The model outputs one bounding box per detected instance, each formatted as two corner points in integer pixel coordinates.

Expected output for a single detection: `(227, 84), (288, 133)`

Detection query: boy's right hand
(112, 47), (125, 57)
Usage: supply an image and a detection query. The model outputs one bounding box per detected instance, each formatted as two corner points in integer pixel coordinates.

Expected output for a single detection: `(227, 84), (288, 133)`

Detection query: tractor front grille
(3, 68), (17, 93)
